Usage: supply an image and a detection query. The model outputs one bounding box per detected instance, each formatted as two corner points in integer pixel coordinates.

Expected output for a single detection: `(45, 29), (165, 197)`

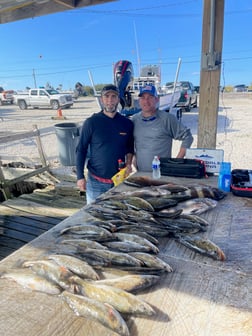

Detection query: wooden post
(0, 160), (11, 200)
(33, 125), (47, 167)
(197, 0), (225, 148)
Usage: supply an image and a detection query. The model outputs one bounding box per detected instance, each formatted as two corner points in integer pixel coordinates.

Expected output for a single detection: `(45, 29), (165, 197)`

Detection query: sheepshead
(162, 198), (218, 215)
(78, 248), (144, 268)
(46, 254), (100, 280)
(21, 259), (73, 289)
(69, 275), (155, 316)
(0, 268), (61, 295)
(93, 274), (160, 293)
(177, 185), (226, 201)
(129, 252), (173, 272)
(176, 234), (226, 261)
(59, 224), (113, 241)
(113, 232), (159, 254)
(146, 197), (178, 211)
(61, 291), (130, 336)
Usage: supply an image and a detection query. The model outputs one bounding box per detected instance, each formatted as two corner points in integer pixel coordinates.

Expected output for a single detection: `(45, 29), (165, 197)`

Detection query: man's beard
(104, 104), (118, 113)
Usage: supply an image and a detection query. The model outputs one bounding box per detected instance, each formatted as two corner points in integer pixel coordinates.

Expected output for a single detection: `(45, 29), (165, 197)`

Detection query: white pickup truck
(0, 87), (15, 105)
(14, 88), (73, 110)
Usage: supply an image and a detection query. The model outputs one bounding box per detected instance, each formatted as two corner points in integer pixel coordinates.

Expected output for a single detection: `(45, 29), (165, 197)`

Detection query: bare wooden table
(0, 175), (251, 336)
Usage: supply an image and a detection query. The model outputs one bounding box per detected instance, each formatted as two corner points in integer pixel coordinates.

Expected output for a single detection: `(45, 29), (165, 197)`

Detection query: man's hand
(125, 163), (133, 177)
(77, 178), (86, 191)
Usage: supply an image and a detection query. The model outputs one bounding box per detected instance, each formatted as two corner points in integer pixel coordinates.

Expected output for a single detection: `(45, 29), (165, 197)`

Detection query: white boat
(130, 65), (181, 113)
(114, 62), (181, 116)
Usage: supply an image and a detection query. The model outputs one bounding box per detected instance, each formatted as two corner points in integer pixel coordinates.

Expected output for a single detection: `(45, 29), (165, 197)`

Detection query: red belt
(90, 172), (113, 184)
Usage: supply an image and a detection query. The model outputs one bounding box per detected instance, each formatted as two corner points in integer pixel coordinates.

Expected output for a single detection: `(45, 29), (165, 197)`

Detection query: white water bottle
(152, 156), (161, 179)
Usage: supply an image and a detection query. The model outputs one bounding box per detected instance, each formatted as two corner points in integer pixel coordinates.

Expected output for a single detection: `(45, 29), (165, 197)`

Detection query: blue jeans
(86, 172), (114, 204)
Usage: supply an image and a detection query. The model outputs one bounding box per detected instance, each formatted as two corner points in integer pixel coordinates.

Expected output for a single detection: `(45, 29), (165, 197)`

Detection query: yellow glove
(112, 168), (128, 186)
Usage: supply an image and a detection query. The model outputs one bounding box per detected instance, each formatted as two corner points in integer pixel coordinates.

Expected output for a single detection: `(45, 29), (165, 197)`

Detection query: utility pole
(33, 69), (37, 88)
(197, 0), (225, 148)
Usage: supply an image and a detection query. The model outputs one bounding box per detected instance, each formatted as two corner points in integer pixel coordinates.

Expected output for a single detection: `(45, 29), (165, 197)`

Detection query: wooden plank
(0, 203), (66, 224)
(1, 198), (80, 217)
(0, 220), (48, 237)
(0, 227), (36, 242)
(0, 236), (26, 249)
(0, 245), (16, 259)
(0, 214), (58, 229)
(19, 193), (85, 209)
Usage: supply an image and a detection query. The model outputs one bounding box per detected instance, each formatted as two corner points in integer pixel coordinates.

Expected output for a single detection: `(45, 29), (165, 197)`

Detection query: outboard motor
(114, 60), (134, 109)
(74, 82), (85, 99)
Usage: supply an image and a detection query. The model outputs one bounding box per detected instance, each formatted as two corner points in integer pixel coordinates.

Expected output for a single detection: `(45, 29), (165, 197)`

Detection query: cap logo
(139, 84), (158, 97)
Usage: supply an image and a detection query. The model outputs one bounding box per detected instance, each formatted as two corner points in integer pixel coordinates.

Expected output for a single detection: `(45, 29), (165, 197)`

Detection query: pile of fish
(1, 254), (158, 335)
(0, 175), (227, 335)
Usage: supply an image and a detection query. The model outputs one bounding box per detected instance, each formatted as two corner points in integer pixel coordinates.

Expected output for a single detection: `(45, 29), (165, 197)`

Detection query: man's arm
(76, 120), (91, 190)
(176, 147), (187, 158)
(125, 153), (134, 175)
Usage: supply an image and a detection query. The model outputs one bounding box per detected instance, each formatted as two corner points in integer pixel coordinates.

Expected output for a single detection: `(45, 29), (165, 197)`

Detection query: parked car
(14, 88), (73, 110)
(194, 85), (200, 93)
(233, 84), (247, 92)
(0, 87), (15, 105)
(175, 81), (198, 112)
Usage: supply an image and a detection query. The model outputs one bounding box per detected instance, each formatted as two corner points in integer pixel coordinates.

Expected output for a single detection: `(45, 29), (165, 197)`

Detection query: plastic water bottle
(152, 156), (161, 179)
(218, 162), (231, 192)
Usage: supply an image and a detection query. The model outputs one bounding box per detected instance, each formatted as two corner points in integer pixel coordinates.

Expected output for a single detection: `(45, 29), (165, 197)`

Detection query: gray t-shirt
(132, 109), (193, 172)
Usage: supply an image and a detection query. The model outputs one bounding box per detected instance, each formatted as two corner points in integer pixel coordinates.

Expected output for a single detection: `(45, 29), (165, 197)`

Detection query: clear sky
(0, 0), (251, 91)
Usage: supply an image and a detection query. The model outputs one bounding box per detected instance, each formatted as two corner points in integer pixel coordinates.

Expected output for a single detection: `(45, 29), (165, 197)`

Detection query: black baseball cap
(101, 84), (119, 96)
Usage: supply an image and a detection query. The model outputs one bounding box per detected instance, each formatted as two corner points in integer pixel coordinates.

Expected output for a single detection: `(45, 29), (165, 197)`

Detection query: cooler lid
(186, 148), (224, 173)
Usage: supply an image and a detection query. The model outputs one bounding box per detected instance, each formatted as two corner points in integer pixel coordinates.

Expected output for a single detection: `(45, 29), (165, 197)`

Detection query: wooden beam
(0, 125), (49, 200)
(0, 166), (49, 189)
(0, 0), (117, 24)
(197, 0), (225, 148)
(0, 129), (40, 145)
(54, 0), (77, 9)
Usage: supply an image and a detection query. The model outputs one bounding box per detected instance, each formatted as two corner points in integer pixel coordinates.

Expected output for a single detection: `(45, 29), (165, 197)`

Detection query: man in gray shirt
(132, 85), (193, 172)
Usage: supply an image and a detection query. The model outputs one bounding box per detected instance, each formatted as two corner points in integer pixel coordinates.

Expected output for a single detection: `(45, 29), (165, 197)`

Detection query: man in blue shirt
(76, 84), (134, 204)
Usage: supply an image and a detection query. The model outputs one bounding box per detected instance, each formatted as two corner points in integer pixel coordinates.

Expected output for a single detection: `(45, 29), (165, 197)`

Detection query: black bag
(231, 169), (252, 198)
(160, 158), (206, 178)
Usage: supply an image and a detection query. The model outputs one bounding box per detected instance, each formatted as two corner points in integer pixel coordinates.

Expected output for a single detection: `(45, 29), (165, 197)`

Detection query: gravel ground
(0, 93), (251, 178)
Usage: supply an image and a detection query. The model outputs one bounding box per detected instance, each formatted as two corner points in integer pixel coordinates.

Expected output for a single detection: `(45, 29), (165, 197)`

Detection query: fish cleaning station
(0, 1), (251, 336)
(0, 172), (251, 335)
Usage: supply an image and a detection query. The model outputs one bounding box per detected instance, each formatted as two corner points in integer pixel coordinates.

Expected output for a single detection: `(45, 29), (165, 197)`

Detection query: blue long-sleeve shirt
(76, 111), (134, 180)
